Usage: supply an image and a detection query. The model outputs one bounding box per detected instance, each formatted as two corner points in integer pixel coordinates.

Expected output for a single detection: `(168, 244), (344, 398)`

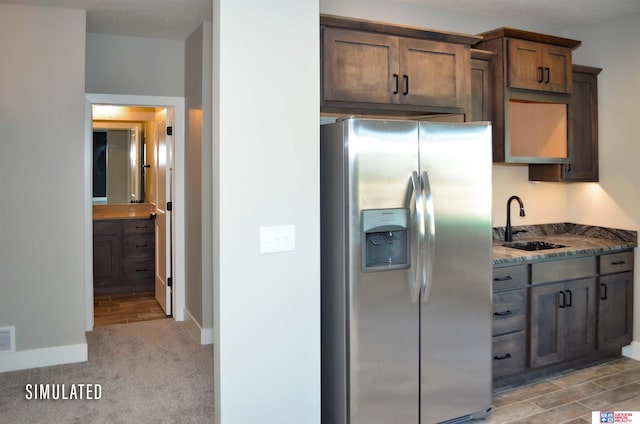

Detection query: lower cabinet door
(562, 278), (597, 361)
(599, 272), (633, 350)
(530, 282), (563, 367)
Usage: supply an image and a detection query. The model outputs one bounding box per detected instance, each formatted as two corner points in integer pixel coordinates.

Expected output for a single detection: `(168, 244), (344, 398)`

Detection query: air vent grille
(0, 327), (15, 352)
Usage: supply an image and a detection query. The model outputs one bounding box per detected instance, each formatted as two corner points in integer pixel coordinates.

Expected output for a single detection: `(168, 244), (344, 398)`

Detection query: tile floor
(94, 291), (167, 326)
(481, 357), (640, 423)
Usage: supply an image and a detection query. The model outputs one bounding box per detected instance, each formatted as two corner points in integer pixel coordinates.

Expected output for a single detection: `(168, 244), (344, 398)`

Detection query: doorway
(84, 94), (186, 331)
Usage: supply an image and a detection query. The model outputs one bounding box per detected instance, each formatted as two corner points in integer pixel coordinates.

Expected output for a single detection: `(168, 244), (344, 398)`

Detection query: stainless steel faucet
(505, 195), (525, 242)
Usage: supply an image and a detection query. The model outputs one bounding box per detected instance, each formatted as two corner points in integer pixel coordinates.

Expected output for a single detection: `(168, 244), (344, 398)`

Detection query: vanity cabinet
(492, 264), (526, 378)
(321, 15), (479, 115)
(93, 218), (155, 295)
(598, 251), (634, 351)
(474, 28), (581, 163)
(529, 65), (602, 182)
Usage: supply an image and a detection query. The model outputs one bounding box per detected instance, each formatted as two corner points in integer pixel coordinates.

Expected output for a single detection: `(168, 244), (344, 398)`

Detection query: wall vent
(0, 327), (15, 352)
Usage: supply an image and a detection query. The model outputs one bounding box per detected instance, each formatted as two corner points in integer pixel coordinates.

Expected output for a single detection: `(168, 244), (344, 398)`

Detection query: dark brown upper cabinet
(529, 65), (602, 182)
(474, 28), (581, 163)
(321, 14), (480, 116)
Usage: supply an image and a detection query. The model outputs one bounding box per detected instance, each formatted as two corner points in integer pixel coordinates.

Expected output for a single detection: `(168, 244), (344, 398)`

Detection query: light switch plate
(260, 225), (295, 253)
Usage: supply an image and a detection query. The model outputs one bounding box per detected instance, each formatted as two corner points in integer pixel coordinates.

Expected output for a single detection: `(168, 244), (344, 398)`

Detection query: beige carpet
(0, 320), (214, 423)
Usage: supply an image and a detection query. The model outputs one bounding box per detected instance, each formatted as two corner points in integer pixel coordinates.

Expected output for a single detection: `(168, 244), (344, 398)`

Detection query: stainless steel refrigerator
(320, 118), (493, 424)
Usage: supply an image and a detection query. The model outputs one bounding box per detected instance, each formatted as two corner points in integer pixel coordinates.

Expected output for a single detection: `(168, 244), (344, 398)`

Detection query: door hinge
(167, 126), (173, 136)
(167, 201), (173, 211)
(167, 277), (173, 288)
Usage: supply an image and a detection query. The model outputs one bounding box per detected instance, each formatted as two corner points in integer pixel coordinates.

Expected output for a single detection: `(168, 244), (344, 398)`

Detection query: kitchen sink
(502, 241), (567, 251)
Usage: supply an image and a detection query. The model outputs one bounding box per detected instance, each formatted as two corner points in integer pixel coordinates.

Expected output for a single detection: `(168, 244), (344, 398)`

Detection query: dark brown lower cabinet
(93, 218), (155, 295)
(599, 271), (633, 350)
(529, 278), (596, 368)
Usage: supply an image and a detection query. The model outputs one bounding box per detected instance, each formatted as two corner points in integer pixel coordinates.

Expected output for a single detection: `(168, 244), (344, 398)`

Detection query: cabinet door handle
(565, 289), (572, 307)
(493, 353), (512, 360)
(537, 66), (544, 83)
(493, 276), (512, 281)
(601, 283), (608, 300)
(402, 75), (409, 95)
(135, 225), (148, 229)
(544, 67), (550, 84)
(392, 74), (399, 94)
(135, 268), (148, 272)
(494, 310), (513, 317)
(558, 291), (566, 308)
(135, 244), (148, 248)
(610, 260), (626, 266)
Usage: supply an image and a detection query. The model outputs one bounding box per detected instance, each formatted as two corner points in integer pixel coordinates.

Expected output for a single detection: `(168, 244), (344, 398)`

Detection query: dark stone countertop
(492, 223), (637, 265)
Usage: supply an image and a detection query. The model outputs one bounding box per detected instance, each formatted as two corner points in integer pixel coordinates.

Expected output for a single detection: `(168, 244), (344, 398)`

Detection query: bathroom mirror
(91, 104), (168, 205)
(92, 122), (145, 204)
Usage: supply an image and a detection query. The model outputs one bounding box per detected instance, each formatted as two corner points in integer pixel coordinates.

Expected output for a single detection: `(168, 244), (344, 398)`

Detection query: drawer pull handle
(135, 225), (147, 229)
(611, 260), (626, 265)
(493, 353), (512, 361)
(135, 268), (148, 272)
(136, 244), (148, 248)
(558, 291), (566, 308)
(493, 276), (512, 281)
(494, 310), (512, 317)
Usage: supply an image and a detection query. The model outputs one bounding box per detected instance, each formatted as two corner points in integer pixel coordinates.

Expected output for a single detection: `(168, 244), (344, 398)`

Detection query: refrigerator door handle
(407, 171), (425, 303)
(420, 171), (435, 303)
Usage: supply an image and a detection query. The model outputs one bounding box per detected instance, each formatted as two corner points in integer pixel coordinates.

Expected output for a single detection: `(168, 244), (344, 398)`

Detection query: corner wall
(184, 22), (214, 343)
(0, 4), (88, 371)
(213, 0), (320, 422)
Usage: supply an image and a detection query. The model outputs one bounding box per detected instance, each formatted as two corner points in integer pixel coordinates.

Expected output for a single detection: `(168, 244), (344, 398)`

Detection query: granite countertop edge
(492, 222), (637, 265)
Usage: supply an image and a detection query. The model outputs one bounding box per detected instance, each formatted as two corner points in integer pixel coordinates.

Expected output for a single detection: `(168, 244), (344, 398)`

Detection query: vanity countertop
(92, 204), (155, 220)
(493, 223), (637, 265)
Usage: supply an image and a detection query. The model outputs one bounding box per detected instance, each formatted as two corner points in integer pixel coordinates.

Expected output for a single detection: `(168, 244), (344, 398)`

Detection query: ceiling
(2, 0), (640, 40)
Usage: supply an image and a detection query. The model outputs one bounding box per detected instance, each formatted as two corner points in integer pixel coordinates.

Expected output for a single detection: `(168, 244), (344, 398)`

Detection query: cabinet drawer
(493, 289), (525, 336)
(123, 258), (155, 281)
(531, 256), (596, 284)
(123, 219), (154, 235)
(123, 233), (155, 259)
(493, 264), (526, 292)
(600, 251), (634, 275)
(493, 331), (526, 379)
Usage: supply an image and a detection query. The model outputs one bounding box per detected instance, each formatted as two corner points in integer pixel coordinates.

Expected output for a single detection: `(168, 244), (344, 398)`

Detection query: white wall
(0, 4), (87, 370)
(212, 0), (320, 423)
(184, 22), (214, 340)
(86, 33), (185, 97)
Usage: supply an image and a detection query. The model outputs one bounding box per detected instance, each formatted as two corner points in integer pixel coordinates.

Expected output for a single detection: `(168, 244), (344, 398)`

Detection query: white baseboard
(622, 341), (640, 361)
(0, 343), (88, 373)
(184, 308), (214, 345)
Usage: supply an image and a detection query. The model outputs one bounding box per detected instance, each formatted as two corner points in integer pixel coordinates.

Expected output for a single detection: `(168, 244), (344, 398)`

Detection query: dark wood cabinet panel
(530, 277), (596, 368)
(529, 65), (601, 182)
(470, 49), (493, 122)
(493, 289), (525, 336)
(474, 28), (580, 163)
(507, 39), (572, 94)
(599, 271), (633, 351)
(320, 15), (478, 115)
(93, 218), (155, 295)
(492, 331), (526, 378)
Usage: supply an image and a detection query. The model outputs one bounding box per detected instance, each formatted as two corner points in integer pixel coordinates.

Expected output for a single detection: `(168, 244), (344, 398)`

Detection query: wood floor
(485, 357), (640, 423)
(94, 291), (167, 327)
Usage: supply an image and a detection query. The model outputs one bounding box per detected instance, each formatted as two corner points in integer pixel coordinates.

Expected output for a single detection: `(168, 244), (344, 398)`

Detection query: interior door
(155, 117), (172, 315)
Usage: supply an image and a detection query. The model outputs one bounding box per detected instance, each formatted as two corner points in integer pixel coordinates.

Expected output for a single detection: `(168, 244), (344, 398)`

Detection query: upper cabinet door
(399, 38), (469, 109)
(322, 28), (399, 104)
(507, 39), (572, 94)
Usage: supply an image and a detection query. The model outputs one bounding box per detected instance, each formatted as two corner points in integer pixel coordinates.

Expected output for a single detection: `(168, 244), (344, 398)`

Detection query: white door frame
(84, 93), (186, 330)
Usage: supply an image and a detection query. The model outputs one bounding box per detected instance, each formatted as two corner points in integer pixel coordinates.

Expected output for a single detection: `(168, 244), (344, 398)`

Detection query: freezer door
(346, 118), (421, 424)
(418, 122), (493, 423)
